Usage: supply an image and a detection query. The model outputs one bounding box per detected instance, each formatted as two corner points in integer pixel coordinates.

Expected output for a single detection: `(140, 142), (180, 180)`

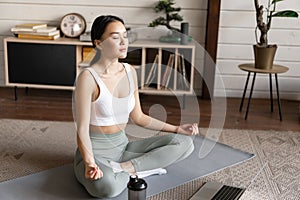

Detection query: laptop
(189, 181), (245, 200)
(189, 163), (267, 200)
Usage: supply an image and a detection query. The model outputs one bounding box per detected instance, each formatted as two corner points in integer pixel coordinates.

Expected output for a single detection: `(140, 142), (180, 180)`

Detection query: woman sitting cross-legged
(73, 15), (199, 198)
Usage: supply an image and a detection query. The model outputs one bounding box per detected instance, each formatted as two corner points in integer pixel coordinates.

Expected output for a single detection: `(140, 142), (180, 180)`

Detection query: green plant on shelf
(149, 0), (183, 32)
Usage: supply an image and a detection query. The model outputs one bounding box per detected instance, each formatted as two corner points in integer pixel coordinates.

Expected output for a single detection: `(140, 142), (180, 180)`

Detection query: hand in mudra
(177, 123), (199, 135)
(85, 163), (103, 180)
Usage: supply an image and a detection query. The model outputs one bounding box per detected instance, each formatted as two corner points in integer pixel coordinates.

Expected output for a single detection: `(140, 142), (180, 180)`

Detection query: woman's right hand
(85, 163), (103, 180)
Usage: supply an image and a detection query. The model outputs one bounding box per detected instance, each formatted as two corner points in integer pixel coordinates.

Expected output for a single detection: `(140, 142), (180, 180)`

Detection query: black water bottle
(127, 175), (147, 200)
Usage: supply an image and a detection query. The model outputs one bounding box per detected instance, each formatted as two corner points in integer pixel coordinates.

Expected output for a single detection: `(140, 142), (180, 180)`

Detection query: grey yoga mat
(0, 136), (254, 200)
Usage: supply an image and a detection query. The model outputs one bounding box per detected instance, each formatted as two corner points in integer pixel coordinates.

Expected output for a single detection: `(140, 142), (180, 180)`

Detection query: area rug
(0, 135), (253, 200)
(0, 119), (299, 200)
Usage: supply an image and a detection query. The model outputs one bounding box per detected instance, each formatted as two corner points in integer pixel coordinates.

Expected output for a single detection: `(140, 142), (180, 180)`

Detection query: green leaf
(272, 10), (299, 17)
(271, 0), (284, 5)
(170, 13), (183, 21)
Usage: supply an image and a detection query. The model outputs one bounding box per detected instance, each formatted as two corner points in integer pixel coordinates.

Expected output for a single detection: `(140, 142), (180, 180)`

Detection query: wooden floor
(0, 87), (299, 132)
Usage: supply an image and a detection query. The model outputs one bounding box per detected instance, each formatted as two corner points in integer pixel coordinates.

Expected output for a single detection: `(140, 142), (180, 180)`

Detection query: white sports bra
(86, 63), (135, 126)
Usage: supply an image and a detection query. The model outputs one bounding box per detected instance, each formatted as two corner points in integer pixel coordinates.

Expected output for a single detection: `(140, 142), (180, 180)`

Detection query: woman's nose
(120, 36), (128, 45)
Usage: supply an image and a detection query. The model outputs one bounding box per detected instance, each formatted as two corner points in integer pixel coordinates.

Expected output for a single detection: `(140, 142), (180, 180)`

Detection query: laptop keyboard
(211, 185), (245, 200)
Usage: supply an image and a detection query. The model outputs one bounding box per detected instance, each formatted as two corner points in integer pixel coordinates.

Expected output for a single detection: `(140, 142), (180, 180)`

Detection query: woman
(73, 15), (199, 198)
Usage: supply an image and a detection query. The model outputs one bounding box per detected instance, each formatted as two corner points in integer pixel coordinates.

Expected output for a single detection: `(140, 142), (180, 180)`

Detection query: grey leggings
(74, 130), (194, 198)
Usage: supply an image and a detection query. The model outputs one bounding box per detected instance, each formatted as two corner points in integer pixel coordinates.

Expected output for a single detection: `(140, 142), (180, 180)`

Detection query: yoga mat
(0, 136), (254, 200)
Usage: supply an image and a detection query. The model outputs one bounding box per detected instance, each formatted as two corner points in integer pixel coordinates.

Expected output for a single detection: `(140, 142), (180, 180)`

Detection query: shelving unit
(123, 40), (195, 95)
(4, 37), (195, 98)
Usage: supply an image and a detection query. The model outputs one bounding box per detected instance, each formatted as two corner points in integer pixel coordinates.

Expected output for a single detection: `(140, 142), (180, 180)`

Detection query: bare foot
(120, 161), (136, 173)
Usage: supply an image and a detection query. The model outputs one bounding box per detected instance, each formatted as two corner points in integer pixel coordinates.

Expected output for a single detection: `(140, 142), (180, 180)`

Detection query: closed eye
(111, 34), (120, 39)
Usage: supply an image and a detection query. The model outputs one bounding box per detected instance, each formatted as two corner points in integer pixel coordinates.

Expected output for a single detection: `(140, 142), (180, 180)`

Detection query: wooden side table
(238, 63), (289, 121)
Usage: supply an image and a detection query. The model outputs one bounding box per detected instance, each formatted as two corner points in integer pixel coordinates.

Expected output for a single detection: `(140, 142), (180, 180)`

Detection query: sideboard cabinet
(4, 37), (195, 98)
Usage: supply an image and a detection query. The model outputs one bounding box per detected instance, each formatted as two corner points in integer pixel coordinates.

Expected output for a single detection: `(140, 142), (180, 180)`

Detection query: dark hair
(91, 15), (125, 47)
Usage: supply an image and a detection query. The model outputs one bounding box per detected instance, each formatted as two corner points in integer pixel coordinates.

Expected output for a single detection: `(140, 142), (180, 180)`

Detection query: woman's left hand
(177, 123), (199, 136)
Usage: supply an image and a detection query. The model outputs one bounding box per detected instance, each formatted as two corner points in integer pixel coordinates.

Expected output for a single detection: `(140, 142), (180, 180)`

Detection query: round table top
(238, 63), (289, 74)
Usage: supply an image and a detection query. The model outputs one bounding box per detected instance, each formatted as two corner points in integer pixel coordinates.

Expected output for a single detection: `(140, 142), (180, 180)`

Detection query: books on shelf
(143, 52), (191, 91)
(17, 33), (60, 40)
(15, 23), (47, 29)
(12, 30), (60, 36)
(11, 26), (57, 34)
(82, 47), (95, 60)
(176, 54), (190, 90)
(145, 54), (158, 87)
(159, 53), (190, 91)
(161, 54), (175, 89)
(79, 47), (97, 68)
(11, 23), (60, 40)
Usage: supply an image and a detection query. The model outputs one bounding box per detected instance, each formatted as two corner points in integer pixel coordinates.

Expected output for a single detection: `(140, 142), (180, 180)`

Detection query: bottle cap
(127, 175), (147, 191)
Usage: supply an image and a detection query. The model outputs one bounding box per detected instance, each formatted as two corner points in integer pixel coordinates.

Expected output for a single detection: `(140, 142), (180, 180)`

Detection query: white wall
(0, 0), (207, 92)
(216, 0), (300, 100)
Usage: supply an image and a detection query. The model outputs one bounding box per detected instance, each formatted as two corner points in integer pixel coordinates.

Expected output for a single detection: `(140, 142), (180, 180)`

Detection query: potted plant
(254, 0), (298, 69)
(149, 0), (185, 43)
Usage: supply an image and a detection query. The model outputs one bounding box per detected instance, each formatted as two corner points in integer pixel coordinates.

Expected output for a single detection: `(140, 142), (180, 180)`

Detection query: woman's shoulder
(122, 63), (139, 89)
(122, 63), (137, 73)
(78, 68), (93, 79)
(76, 68), (96, 86)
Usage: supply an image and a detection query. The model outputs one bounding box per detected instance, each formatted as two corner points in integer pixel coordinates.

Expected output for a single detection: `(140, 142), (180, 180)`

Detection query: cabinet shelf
(4, 37), (195, 96)
(127, 40), (195, 95)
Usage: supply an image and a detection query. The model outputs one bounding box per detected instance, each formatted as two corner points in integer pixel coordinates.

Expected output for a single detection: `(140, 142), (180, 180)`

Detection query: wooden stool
(238, 63), (289, 121)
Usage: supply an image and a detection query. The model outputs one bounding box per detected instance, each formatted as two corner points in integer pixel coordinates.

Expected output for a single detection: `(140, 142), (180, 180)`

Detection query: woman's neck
(93, 58), (121, 75)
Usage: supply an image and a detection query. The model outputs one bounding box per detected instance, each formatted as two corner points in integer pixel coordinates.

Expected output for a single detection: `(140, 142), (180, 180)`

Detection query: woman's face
(98, 21), (128, 59)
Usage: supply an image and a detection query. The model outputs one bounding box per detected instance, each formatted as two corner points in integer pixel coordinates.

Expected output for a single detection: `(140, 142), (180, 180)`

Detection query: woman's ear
(94, 40), (101, 49)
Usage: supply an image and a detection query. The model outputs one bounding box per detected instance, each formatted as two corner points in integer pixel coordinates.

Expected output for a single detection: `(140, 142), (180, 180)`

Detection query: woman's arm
(75, 70), (103, 180)
(129, 65), (198, 135)
(74, 70), (97, 166)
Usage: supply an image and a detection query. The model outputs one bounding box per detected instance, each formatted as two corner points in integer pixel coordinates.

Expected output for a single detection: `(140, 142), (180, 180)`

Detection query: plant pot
(253, 44), (277, 69)
(159, 31), (181, 43)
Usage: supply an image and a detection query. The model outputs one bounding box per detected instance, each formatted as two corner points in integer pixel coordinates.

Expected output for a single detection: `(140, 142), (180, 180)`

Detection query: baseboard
(214, 89), (300, 101)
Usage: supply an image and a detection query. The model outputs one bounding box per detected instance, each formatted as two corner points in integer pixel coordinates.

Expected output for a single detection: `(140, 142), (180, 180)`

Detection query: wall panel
(0, 0), (208, 89)
(217, 0), (300, 100)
